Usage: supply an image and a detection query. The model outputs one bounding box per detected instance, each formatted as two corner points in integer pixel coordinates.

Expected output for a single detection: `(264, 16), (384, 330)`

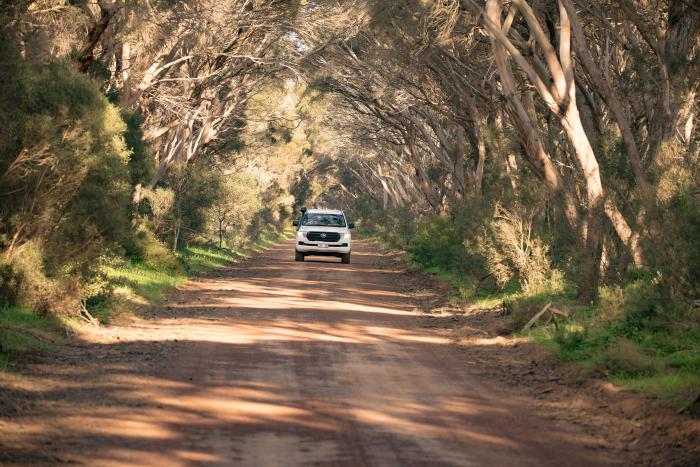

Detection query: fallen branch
(475, 272), (494, 292)
(548, 306), (570, 317)
(522, 302), (552, 332)
(79, 300), (99, 326)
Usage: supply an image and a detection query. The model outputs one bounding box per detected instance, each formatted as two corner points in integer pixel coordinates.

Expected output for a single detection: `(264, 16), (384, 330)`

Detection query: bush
(1, 242), (82, 316)
(0, 261), (22, 306)
(594, 338), (658, 377)
(410, 216), (470, 272)
(126, 223), (183, 274)
(0, 40), (135, 311)
(480, 205), (553, 294)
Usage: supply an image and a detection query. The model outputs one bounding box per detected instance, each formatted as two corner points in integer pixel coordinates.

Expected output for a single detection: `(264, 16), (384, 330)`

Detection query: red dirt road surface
(1, 240), (628, 465)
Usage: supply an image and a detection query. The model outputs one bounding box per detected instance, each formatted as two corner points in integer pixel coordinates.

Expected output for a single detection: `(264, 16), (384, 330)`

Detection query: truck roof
(305, 209), (344, 215)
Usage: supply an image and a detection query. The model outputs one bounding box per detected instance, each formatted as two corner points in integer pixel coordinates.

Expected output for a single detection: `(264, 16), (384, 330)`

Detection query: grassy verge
(0, 306), (65, 371)
(365, 231), (700, 410)
(523, 290), (700, 409)
(1, 228), (293, 368)
(96, 227), (293, 321)
(475, 283), (700, 410)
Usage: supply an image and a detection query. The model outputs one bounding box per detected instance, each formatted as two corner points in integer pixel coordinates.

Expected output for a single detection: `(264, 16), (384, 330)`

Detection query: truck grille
(306, 231), (341, 242)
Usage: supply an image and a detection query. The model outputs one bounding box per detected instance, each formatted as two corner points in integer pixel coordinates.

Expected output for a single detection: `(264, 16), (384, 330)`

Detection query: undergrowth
(0, 306), (64, 371)
(508, 278), (700, 409)
(363, 226), (700, 411)
(0, 228), (292, 369)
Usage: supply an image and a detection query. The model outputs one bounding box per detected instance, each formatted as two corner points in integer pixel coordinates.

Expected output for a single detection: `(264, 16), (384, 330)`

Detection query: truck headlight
(343, 233), (351, 239)
(297, 231), (304, 238)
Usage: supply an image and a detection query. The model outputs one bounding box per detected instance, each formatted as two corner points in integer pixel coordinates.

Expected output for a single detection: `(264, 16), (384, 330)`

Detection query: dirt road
(1, 240), (622, 466)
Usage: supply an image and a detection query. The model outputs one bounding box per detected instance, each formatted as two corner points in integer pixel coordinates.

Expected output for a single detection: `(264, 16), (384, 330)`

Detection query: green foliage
(0, 305), (64, 370)
(352, 196), (418, 249)
(210, 172), (263, 248)
(142, 188), (176, 235)
(121, 111), (154, 186)
(524, 275), (700, 407)
(651, 188), (700, 297)
(125, 223), (183, 274)
(0, 39), (137, 312)
(0, 260), (23, 306)
(410, 216), (471, 273)
(159, 161), (228, 249)
(479, 205), (555, 294)
(640, 140), (700, 298)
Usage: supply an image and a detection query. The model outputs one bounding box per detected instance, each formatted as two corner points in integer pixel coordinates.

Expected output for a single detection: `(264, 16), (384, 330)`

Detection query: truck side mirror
(292, 220), (300, 227)
(348, 222), (355, 229)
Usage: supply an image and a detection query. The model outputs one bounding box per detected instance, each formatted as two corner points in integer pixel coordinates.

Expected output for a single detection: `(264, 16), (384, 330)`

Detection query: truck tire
(341, 253), (350, 264)
(295, 251), (305, 262)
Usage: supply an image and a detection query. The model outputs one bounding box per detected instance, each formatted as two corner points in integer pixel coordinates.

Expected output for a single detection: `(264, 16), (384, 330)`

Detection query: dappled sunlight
(348, 406), (516, 447)
(1, 240), (616, 466)
(455, 334), (532, 348)
(99, 317), (448, 347)
(79, 415), (179, 440)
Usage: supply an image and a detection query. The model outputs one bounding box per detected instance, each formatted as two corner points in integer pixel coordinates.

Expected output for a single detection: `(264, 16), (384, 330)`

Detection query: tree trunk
(76, 5), (113, 73)
(219, 219), (224, 249)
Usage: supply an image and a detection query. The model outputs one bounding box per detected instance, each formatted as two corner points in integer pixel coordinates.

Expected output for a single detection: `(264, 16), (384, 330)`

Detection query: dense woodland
(0, 1), (698, 402)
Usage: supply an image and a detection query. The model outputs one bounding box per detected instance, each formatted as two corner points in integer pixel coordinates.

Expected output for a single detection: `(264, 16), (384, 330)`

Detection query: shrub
(481, 204), (553, 294)
(410, 216), (470, 272)
(0, 261), (22, 306)
(0, 41), (135, 309)
(505, 294), (559, 330)
(595, 286), (626, 324)
(594, 338), (658, 377)
(142, 188), (175, 235)
(0, 242), (80, 316)
(127, 223), (183, 274)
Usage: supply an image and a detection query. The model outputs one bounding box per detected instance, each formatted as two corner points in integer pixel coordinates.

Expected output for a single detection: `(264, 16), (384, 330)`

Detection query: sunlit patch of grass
(104, 261), (188, 304)
(180, 246), (241, 275)
(519, 286), (700, 410)
(0, 306), (64, 371)
(248, 227), (294, 252)
(613, 372), (700, 407)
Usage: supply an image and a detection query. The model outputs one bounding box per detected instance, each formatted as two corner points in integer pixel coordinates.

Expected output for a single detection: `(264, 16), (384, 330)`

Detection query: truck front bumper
(296, 241), (351, 255)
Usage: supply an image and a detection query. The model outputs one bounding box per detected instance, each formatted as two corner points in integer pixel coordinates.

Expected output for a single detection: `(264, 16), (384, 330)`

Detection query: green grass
(104, 260), (189, 304)
(179, 246), (241, 276)
(517, 286), (700, 410)
(373, 230), (700, 410)
(249, 226), (295, 251)
(0, 305), (64, 371)
(613, 372), (700, 406)
(98, 229), (293, 320)
(1, 228), (293, 369)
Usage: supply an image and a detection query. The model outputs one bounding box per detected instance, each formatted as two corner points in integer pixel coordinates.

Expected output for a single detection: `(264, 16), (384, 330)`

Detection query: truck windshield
(302, 213), (346, 227)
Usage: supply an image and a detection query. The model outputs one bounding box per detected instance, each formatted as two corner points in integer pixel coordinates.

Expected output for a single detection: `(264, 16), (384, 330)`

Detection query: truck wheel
(341, 253), (350, 264)
(295, 251), (305, 262)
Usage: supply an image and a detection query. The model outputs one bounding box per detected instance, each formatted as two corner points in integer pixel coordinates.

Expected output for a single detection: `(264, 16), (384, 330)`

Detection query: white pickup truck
(292, 208), (355, 264)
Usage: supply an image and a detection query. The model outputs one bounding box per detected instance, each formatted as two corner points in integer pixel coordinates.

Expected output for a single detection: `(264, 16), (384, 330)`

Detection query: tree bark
(76, 5), (113, 73)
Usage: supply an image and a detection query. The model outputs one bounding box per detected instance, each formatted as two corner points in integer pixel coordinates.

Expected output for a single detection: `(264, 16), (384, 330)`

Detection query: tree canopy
(1, 0), (698, 308)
